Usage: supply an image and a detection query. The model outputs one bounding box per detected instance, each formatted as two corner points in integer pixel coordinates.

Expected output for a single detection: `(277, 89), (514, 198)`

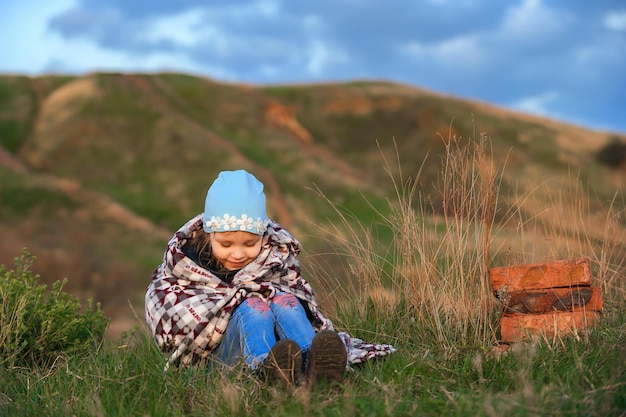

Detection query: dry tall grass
(311, 132), (626, 349)
(311, 134), (502, 349)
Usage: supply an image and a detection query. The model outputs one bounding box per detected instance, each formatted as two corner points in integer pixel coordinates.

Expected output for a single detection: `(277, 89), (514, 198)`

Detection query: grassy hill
(1, 72), (626, 416)
(0, 72), (624, 336)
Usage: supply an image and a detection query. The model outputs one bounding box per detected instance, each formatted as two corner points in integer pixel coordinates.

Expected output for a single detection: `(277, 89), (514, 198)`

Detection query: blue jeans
(214, 291), (316, 369)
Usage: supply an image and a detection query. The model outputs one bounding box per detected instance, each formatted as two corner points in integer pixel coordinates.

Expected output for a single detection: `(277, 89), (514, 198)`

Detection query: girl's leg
(214, 297), (277, 369)
(271, 292), (316, 357)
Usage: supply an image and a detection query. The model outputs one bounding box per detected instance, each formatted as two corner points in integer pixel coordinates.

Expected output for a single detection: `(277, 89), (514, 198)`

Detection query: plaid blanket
(145, 214), (396, 369)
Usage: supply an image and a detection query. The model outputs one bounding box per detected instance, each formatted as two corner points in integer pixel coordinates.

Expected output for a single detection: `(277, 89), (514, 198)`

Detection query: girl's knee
(272, 292), (300, 308)
(242, 296), (271, 312)
(235, 297), (273, 321)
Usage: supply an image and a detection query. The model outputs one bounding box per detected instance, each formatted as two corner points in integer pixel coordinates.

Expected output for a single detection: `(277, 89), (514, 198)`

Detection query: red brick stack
(489, 258), (602, 343)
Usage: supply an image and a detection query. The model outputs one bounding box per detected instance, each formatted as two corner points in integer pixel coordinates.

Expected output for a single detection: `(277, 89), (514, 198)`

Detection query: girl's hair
(186, 229), (214, 268)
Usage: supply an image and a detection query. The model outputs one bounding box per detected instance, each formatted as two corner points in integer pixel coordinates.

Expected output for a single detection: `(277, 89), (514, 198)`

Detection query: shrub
(0, 249), (110, 367)
(596, 137), (626, 169)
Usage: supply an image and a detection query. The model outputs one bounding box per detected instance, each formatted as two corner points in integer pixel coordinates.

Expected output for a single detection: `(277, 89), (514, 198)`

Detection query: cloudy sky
(1, 0), (625, 134)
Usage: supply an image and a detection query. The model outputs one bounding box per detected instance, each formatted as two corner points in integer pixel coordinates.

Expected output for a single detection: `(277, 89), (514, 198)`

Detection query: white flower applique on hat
(206, 214), (267, 233)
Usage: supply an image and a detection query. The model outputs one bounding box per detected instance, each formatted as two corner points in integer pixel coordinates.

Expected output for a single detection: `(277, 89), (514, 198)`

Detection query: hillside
(0, 72), (624, 338)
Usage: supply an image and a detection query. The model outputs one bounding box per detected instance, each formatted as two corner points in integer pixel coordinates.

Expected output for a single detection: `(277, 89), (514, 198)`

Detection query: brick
(502, 286), (602, 314)
(500, 310), (601, 343)
(489, 258), (591, 292)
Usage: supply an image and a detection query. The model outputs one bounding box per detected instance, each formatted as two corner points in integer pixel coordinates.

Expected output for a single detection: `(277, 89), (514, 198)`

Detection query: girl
(145, 170), (394, 388)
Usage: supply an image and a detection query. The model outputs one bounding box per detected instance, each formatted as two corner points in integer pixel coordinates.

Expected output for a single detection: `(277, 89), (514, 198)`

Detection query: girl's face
(209, 231), (263, 271)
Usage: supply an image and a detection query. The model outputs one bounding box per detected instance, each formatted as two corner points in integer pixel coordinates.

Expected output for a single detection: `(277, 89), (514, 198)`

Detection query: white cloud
(510, 91), (559, 116)
(603, 11), (626, 31)
(433, 36), (484, 66)
(306, 40), (349, 76)
(500, 0), (567, 39)
(39, 37), (207, 76)
(0, 0), (78, 73)
(255, 0), (280, 17)
(502, 0), (542, 31)
(398, 33), (486, 77)
(138, 9), (206, 47)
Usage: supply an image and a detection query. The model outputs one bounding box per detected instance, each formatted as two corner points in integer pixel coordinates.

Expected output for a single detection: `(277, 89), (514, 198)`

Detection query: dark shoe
(307, 330), (347, 389)
(263, 339), (302, 387)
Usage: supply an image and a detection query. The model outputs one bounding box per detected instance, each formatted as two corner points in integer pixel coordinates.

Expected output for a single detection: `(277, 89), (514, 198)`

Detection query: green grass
(0, 183), (77, 217)
(0, 76), (38, 154)
(0, 120), (29, 154)
(1, 309), (624, 416)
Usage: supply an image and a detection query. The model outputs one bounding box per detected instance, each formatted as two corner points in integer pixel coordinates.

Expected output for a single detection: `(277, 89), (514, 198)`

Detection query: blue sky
(1, 0), (625, 134)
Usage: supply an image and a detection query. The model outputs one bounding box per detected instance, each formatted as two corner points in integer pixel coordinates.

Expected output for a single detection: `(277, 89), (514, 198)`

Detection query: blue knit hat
(203, 170), (268, 235)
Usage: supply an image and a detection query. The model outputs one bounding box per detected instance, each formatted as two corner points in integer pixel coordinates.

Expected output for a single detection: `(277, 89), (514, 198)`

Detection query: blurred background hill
(1, 72), (624, 338)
